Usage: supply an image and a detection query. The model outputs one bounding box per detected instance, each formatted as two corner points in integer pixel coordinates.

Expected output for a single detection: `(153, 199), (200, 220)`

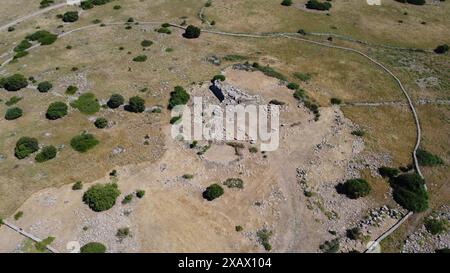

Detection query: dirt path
(0, 2), (67, 32)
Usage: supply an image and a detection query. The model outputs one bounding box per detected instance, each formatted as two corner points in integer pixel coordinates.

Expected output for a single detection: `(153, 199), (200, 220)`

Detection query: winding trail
(1, 17), (426, 253)
(0, 2), (67, 32)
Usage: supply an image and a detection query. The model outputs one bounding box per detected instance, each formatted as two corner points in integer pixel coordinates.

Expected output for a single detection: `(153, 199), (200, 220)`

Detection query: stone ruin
(209, 80), (260, 105)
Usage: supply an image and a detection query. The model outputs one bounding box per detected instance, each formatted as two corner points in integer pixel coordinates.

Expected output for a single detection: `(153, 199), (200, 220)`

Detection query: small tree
(390, 173), (428, 212)
(168, 86), (190, 109)
(5, 107), (23, 120)
(136, 190), (145, 198)
(83, 183), (120, 212)
(15, 137), (39, 159)
(286, 82), (299, 90)
(62, 11), (79, 23)
(2, 74), (28, 91)
(37, 81), (53, 92)
(416, 149), (444, 166)
(434, 44), (449, 54)
(281, 0), (293, 6)
(107, 94), (125, 109)
(35, 145), (57, 162)
(183, 25), (201, 39)
(126, 96), (146, 113)
(378, 166), (400, 178)
(94, 117), (108, 129)
(203, 183), (224, 201)
(46, 102), (68, 120)
(141, 40), (153, 47)
(341, 179), (371, 199)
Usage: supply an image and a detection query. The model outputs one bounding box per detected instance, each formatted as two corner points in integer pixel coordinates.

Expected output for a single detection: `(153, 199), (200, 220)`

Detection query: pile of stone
(359, 206), (404, 228)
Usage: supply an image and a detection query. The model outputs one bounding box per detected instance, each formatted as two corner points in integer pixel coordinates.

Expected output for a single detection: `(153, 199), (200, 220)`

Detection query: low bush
(132, 55), (147, 62)
(116, 227), (130, 239)
(80, 242), (106, 253)
(14, 211), (23, 220)
(62, 11), (79, 23)
(94, 117), (108, 129)
(14, 40), (32, 52)
(183, 25), (201, 39)
(66, 85), (78, 95)
(340, 179), (371, 199)
(13, 51), (29, 60)
(107, 94), (124, 109)
(416, 149), (444, 166)
(126, 96), (146, 113)
(1, 74), (28, 91)
(81, 1), (94, 10)
(212, 75), (226, 82)
(15, 137), (39, 159)
(286, 82), (299, 90)
(40, 0), (54, 9)
(170, 115), (182, 124)
(156, 27), (171, 34)
(46, 101), (68, 120)
(141, 40), (153, 47)
(235, 225), (243, 232)
(5, 96), (22, 106)
(72, 181), (83, 190)
(35, 236), (55, 252)
(390, 173), (428, 212)
(293, 72), (311, 82)
(5, 107), (23, 120)
(257, 229), (273, 251)
(26, 30), (57, 45)
(71, 93), (100, 114)
(351, 130), (365, 137)
(346, 227), (362, 240)
(305, 0), (332, 11)
(37, 81), (53, 92)
(395, 0), (425, 5)
(293, 89), (306, 101)
(136, 190), (145, 198)
(281, 0), (293, 6)
(424, 218), (449, 235)
(330, 97), (342, 105)
(122, 194), (133, 204)
(70, 133), (99, 153)
(319, 238), (340, 253)
(168, 86), (190, 109)
(203, 183), (224, 201)
(252, 62), (287, 81)
(182, 174), (194, 179)
(378, 166), (400, 178)
(223, 178), (244, 189)
(83, 183), (120, 212)
(35, 145), (57, 162)
(434, 44), (449, 54)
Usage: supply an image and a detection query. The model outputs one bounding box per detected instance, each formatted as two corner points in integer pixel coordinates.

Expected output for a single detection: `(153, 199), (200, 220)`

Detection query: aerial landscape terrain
(0, 0), (448, 254)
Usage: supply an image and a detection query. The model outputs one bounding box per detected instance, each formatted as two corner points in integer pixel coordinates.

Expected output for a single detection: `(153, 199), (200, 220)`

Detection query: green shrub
(92, 0), (111, 5)
(46, 101), (68, 120)
(80, 242), (106, 253)
(71, 93), (100, 114)
(183, 25), (201, 39)
(35, 145), (57, 162)
(136, 190), (145, 198)
(330, 97), (342, 105)
(65, 85), (78, 95)
(351, 130), (365, 137)
(157, 27), (171, 34)
(37, 81), (53, 92)
(182, 174), (194, 179)
(116, 227), (130, 239)
(281, 0), (293, 6)
(257, 229), (273, 251)
(83, 183), (120, 212)
(252, 62), (287, 81)
(2, 74), (28, 91)
(378, 167), (400, 178)
(14, 211), (23, 220)
(341, 179), (371, 199)
(5, 96), (22, 106)
(70, 133), (99, 153)
(424, 218), (449, 235)
(94, 117), (108, 129)
(14, 40), (32, 52)
(107, 94), (125, 109)
(168, 86), (190, 109)
(434, 44), (449, 54)
(122, 194), (133, 204)
(416, 149), (444, 166)
(346, 227), (362, 240)
(293, 89), (306, 101)
(13, 51), (29, 60)
(170, 115), (182, 124)
(293, 72), (311, 82)
(26, 30), (57, 45)
(15, 137), (39, 159)
(235, 225), (243, 232)
(62, 11), (79, 23)
(319, 238), (340, 253)
(395, 0), (425, 5)
(306, 0), (332, 11)
(213, 75), (226, 82)
(141, 40), (153, 47)
(35, 236), (55, 252)
(80, 0), (94, 10)
(72, 181), (83, 190)
(133, 55), (147, 62)
(113, 5), (121, 10)
(40, 0), (54, 9)
(249, 146), (258, 153)
(286, 82), (299, 90)
(223, 178), (244, 189)
(390, 173), (429, 212)
(5, 107), (23, 120)
(203, 183), (224, 201)
(223, 55), (248, 62)
(126, 96), (146, 113)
